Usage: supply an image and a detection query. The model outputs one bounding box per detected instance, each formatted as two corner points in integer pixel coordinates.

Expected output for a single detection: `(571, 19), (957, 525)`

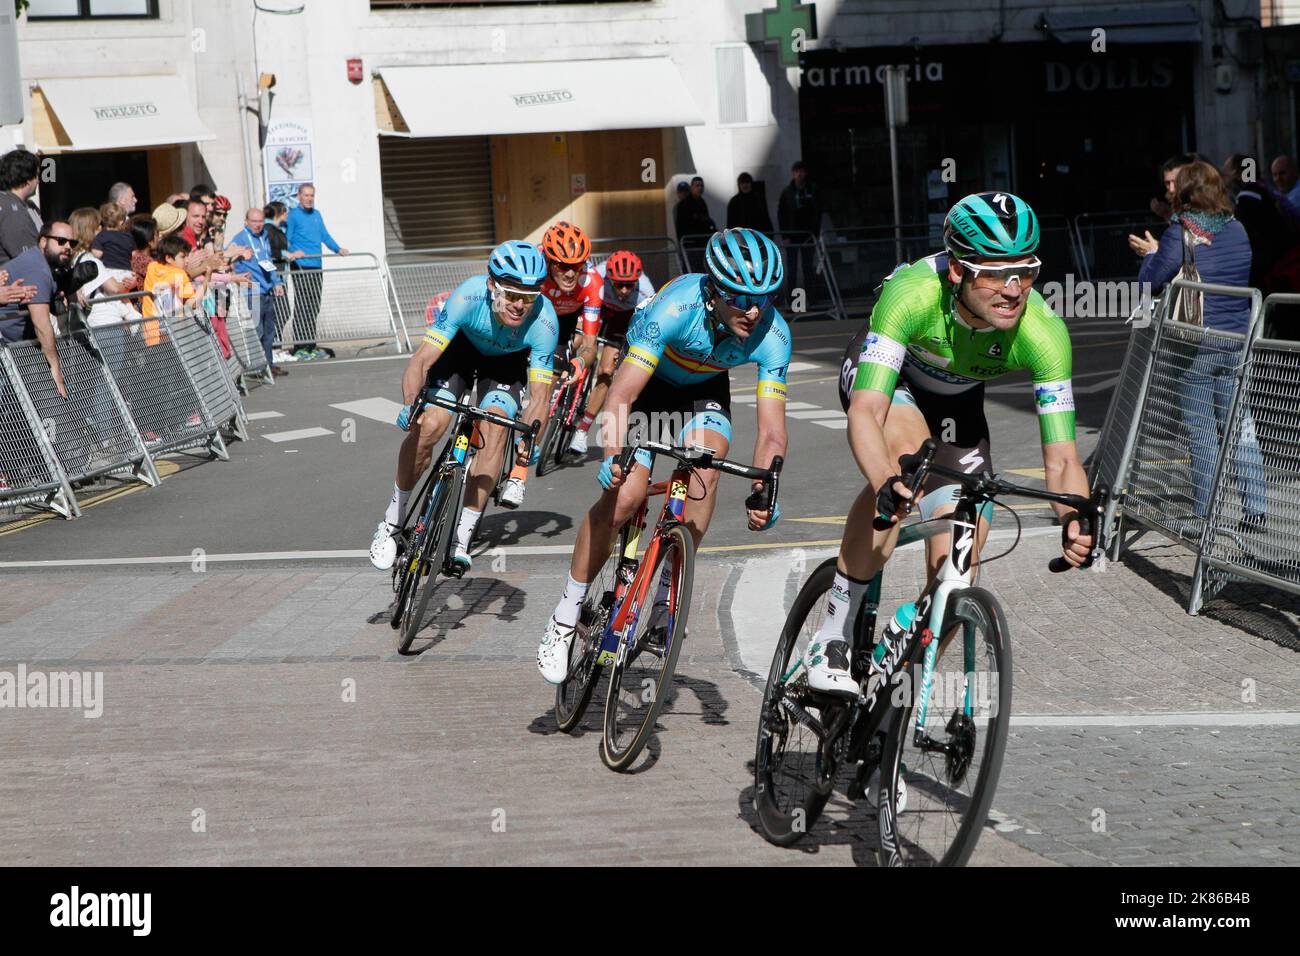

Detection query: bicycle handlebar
(616, 440), (784, 512)
(874, 438), (1106, 573)
(415, 389), (541, 450)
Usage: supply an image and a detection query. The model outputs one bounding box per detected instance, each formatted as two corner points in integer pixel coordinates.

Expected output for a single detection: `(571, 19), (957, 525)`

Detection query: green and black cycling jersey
(839, 253), (1076, 446)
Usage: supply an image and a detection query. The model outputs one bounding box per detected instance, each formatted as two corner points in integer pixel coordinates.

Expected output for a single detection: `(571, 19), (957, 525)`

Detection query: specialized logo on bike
(953, 522), (976, 575)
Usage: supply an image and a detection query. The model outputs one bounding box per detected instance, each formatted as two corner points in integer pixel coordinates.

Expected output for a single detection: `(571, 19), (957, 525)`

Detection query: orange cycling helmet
(542, 221), (591, 266)
(606, 250), (643, 284)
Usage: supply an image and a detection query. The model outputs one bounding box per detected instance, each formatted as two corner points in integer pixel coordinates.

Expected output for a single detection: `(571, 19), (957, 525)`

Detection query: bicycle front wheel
(535, 387), (571, 477)
(753, 557), (838, 846)
(554, 541), (622, 733)
(600, 522), (694, 771)
(399, 464), (464, 654)
(876, 586), (1012, 866)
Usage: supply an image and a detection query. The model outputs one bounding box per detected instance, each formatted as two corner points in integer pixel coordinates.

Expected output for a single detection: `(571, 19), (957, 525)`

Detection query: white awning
(376, 57), (706, 137)
(33, 75), (216, 152)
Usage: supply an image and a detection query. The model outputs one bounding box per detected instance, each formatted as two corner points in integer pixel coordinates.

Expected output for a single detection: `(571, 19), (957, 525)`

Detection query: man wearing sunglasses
(539, 221), (602, 387)
(0, 221), (74, 399)
(537, 227), (790, 684)
(369, 240), (559, 575)
(567, 249), (657, 456)
(800, 191), (1090, 698)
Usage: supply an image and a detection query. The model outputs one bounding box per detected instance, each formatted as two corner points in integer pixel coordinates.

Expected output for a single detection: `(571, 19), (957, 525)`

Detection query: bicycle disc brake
(944, 710), (977, 786)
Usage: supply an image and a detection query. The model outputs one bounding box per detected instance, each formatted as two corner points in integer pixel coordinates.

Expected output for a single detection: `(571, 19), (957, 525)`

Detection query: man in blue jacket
(228, 207), (288, 377)
(285, 183), (348, 360)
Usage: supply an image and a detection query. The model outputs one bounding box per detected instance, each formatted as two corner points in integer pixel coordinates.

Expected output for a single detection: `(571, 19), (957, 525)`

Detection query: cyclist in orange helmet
(539, 220), (601, 387)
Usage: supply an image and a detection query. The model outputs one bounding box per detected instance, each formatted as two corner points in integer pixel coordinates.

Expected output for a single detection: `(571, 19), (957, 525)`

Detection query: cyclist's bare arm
(401, 339), (445, 406)
(598, 358), (654, 475)
(747, 395), (787, 526)
(1043, 439), (1093, 565)
(846, 387), (912, 513)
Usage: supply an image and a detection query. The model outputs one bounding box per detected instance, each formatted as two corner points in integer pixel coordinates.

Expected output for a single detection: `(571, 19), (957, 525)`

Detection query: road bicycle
(554, 439), (783, 771)
(753, 438), (1103, 865)
(536, 334), (617, 476)
(388, 388), (538, 653)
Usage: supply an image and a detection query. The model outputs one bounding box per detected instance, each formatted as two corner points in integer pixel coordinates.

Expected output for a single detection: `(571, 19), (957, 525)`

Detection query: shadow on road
(474, 509), (574, 550)
(368, 576), (528, 656)
(736, 765), (883, 866)
(1120, 546), (1300, 651)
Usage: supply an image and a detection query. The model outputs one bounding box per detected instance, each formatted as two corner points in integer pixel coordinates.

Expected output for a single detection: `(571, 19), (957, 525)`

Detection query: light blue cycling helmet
(704, 227), (784, 295)
(488, 240), (547, 290)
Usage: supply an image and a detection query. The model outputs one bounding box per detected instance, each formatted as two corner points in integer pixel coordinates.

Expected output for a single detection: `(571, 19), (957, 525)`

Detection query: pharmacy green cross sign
(745, 0), (819, 68)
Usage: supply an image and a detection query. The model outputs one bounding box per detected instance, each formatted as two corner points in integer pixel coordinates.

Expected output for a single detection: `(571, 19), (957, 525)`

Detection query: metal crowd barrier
(387, 236), (685, 337)
(218, 284), (273, 392)
(166, 310), (249, 443)
(679, 230), (844, 321)
(1088, 294), (1165, 551)
(1189, 293), (1300, 614)
(1073, 209), (1167, 283)
(0, 345), (82, 517)
(820, 225), (935, 318)
(278, 252), (407, 354)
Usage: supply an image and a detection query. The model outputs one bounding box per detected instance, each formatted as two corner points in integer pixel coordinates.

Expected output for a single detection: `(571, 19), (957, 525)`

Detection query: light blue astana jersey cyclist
(423, 275), (560, 385)
(622, 274), (793, 400)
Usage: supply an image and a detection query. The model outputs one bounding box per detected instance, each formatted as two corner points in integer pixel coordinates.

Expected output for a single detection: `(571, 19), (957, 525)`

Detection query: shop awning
(1039, 4), (1202, 44)
(375, 57), (706, 137)
(32, 75), (216, 152)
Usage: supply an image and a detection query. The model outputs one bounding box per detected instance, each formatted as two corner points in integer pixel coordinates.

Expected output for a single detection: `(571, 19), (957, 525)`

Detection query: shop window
(26, 0), (158, 19)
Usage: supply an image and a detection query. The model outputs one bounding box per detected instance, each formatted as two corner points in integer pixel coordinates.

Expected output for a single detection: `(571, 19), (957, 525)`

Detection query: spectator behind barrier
(726, 172), (773, 235)
(0, 148), (42, 266)
(141, 233), (203, 346)
(0, 220), (74, 397)
(93, 202), (135, 271)
(68, 206), (136, 328)
(107, 182), (137, 217)
(285, 183), (349, 360)
(1221, 153), (1292, 291)
(1133, 159), (1266, 530)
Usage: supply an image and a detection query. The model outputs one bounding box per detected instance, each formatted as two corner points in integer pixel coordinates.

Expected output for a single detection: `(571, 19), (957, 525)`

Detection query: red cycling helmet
(606, 250), (643, 284)
(542, 221), (591, 266)
(212, 194), (232, 211)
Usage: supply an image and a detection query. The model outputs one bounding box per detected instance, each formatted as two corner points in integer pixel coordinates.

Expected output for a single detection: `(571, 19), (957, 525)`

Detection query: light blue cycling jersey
(423, 275), (560, 383)
(622, 274), (792, 400)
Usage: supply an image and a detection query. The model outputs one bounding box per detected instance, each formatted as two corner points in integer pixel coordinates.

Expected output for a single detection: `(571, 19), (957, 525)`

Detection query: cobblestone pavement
(0, 530), (1295, 866)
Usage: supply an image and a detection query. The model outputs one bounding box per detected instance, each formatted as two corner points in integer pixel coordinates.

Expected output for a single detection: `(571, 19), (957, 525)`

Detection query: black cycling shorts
(837, 324), (993, 501)
(598, 308), (634, 347)
(629, 371), (733, 449)
(426, 333), (527, 418)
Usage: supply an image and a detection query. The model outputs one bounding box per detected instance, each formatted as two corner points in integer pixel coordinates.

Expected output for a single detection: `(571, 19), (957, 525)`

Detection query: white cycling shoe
(537, 617), (575, 685)
(369, 521), (399, 571)
(448, 542), (472, 576)
(499, 476), (526, 509)
(568, 428), (589, 455)
(804, 638), (859, 699)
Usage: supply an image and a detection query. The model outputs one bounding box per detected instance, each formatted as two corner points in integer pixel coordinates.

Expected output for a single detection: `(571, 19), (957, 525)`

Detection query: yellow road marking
(699, 538), (843, 554)
(1005, 467), (1046, 479)
(788, 502), (1055, 526)
(0, 459), (180, 536)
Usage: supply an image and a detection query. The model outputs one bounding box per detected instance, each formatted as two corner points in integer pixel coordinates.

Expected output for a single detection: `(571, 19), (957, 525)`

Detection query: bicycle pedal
(443, 562), (467, 579)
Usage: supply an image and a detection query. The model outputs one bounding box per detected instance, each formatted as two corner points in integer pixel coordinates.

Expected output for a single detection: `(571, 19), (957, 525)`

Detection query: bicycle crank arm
(778, 694), (828, 741)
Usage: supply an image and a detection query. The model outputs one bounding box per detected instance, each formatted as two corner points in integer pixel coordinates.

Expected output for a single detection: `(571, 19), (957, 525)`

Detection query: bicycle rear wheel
(753, 558), (838, 845)
(876, 586), (1012, 866)
(600, 523), (694, 771)
(554, 541), (623, 732)
(398, 464), (465, 653)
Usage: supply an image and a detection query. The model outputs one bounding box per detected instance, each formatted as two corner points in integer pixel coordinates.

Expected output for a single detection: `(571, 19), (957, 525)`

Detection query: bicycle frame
(593, 465), (690, 667)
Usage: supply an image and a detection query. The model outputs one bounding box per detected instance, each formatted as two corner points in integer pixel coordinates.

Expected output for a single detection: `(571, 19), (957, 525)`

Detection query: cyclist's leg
(674, 377), (733, 546)
(581, 341), (621, 428)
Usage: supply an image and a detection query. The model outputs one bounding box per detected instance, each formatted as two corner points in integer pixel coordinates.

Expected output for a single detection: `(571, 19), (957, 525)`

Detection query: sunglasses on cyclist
(955, 257), (1041, 288)
(715, 289), (772, 311)
(494, 282), (541, 305)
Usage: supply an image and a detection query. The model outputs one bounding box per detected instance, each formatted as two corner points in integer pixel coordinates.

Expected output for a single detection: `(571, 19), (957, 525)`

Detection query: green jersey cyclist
(806, 191), (1094, 697)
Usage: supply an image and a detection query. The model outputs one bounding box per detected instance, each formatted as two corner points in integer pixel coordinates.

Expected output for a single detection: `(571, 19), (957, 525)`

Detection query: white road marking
(245, 411), (284, 421)
(263, 427), (335, 443)
(330, 397), (404, 423)
(813, 419), (849, 429)
(786, 361), (821, 373)
(797, 347), (846, 355)
(731, 394), (757, 403)
(783, 401), (820, 411)
(787, 409), (844, 420)
(1010, 712), (1300, 727)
